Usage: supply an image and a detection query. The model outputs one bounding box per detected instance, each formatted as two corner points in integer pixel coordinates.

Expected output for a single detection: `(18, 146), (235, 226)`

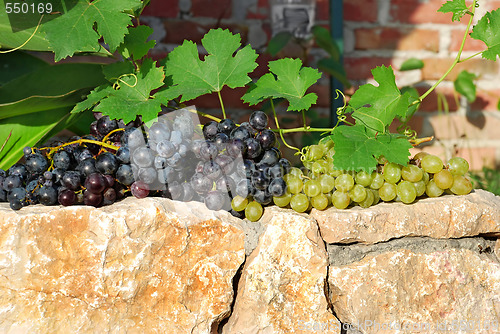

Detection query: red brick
(449, 29), (487, 52)
(344, 0), (378, 23)
(354, 27), (439, 52)
(421, 57), (499, 81)
(344, 57), (394, 81)
(471, 89), (500, 112)
(388, 115), (425, 134)
(142, 1), (178, 18)
(316, 0), (330, 21)
(389, 0), (469, 24)
(191, 0), (232, 18)
(453, 146), (496, 170)
(428, 113), (500, 141)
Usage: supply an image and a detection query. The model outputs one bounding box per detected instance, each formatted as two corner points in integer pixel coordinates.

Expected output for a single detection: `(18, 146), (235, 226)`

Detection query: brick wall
(142, 0), (500, 171)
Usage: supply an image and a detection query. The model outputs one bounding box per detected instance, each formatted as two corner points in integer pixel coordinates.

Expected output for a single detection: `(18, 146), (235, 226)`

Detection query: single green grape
(307, 144), (326, 161)
(401, 164), (423, 182)
(447, 157), (469, 176)
(421, 155), (444, 174)
(349, 184), (367, 203)
(433, 169), (453, 189)
(245, 201), (263, 222)
(355, 170), (373, 187)
(414, 179), (426, 197)
(318, 174), (335, 193)
(311, 193), (329, 210)
(290, 193), (310, 213)
(288, 167), (303, 177)
(231, 195), (249, 212)
(358, 188), (374, 208)
(422, 171), (430, 184)
(311, 160), (329, 174)
(371, 188), (380, 205)
(335, 173), (355, 192)
(273, 191), (292, 207)
(379, 182), (397, 202)
(369, 172), (385, 190)
(425, 179), (444, 197)
(383, 163), (402, 184)
(304, 179), (322, 197)
(449, 175), (473, 195)
(396, 180), (417, 204)
(331, 190), (350, 209)
(286, 174), (303, 194)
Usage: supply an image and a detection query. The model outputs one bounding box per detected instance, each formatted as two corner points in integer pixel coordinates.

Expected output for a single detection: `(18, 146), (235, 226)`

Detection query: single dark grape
(259, 149), (280, 166)
(2, 175), (22, 191)
(236, 178), (253, 198)
(214, 133), (229, 151)
(132, 147), (154, 168)
(76, 158), (97, 177)
(190, 172), (212, 194)
(10, 199), (23, 210)
(84, 173), (106, 194)
(253, 189), (272, 205)
(23, 146), (32, 157)
(73, 147), (93, 162)
(204, 190), (225, 211)
(43, 171), (53, 181)
(268, 178), (287, 197)
(7, 187), (27, 203)
(202, 121), (218, 140)
(167, 181), (184, 200)
(121, 127), (139, 146)
(249, 111), (268, 131)
(239, 122), (258, 137)
(227, 138), (247, 158)
(97, 115), (118, 136)
(203, 161), (222, 180)
(103, 174), (114, 188)
(256, 129), (277, 150)
(279, 158), (291, 174)
(116, 146), (130, 164)
(230, 126), (251, 141)
(83, 190), (102, 207)
(102, 187), (117, 206)
(267, 164), (285, 178)
(61, 171), (81, 190)
(217, 119), (236, 135)
(25, 153), (49, 175)
(116, 164), (134, 186)
(8, 164), (27, 179)
(251, 171), (269, 191)
(58, 189), (76, 206)
(38, 186), (57, 206)
(131, 181), (150, 199)
(156, 140), (176, 158)
(215, 154), (235, 175)
(199, 141), (218, 161)
(148, 122), (171, 143)
(90, 121), (100, 138)
(95, 152), (118, 175)
(244, 138), (262, 160)
(216, 176), (236, 195)
(138, 167), (157, 184)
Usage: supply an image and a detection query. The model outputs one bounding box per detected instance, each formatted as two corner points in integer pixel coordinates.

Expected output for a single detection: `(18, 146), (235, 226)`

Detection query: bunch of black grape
(197, 110), (290, 221)
(0, 115), (138, 210)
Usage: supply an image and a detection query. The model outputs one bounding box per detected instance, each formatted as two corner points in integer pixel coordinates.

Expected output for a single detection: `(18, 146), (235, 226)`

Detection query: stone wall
(0, 189), (499, 333)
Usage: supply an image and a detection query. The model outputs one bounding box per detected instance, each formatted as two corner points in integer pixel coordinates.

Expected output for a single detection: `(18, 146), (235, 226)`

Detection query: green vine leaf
(242, 58), (321, 111)
(399, 58), (424, 71)
(470, 8), (500, 61)
(454, 70), (476, 102)
(74, 59), (164, 124)
(349, 65), (411, 133)
(438, 0), (469, 22)
(157, 28), (258, 103)
(117, 25), (156, 61)
(42, 0), (142, 61)
(330, 124), (412, 172)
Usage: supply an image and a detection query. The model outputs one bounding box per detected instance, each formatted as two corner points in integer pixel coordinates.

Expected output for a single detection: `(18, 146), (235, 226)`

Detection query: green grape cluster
(276, 144), (473, 213)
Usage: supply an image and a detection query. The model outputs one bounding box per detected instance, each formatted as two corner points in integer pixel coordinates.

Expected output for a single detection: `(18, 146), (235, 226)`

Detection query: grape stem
(217, 91), (227, 119)
(270, 99), (301, 152)
(415, 0), (477, 104)
(409, 136), (434, 147)
(40, 138), (120, 153)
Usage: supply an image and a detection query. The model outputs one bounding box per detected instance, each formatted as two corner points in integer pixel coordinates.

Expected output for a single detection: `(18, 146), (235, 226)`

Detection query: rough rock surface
(328, 248), (500, 334)
(222, 207), (340, 334)
(310, 190), (500, 244)
(0, 198), (245, 333)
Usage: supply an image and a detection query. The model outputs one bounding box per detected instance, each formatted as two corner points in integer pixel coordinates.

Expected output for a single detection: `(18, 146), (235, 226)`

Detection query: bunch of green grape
(273, 143), (473, 212)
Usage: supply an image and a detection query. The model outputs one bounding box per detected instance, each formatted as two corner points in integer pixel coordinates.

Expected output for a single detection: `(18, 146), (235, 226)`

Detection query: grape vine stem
(415, 0), (477, 104)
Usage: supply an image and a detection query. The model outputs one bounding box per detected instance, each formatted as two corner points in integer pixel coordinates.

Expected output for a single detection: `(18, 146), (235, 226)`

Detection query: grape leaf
(399, 58), (424, 71)
(348, 65), (411, 133)
(91, 59), (164, 124)
(470, 9), (500, 61)
(330, 124), (412, 172)
(42, 0), (142, 61)
(71, 85), (114, 114)
(454, 70), (476, 102)
(242, 58), (321, 111)
(117, 25), (156, 61)
(438, 0), (469, 22)
(157, 28), (258, 103)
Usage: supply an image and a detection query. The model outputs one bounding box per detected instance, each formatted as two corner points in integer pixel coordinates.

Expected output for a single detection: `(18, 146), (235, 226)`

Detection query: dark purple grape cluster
(0, 115), (136, 210)
(0, 110), (289, 222)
